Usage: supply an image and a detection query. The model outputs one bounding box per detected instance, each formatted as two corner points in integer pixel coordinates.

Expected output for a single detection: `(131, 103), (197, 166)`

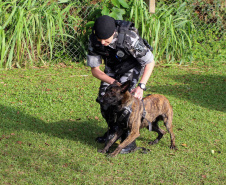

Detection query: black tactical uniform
(87, 17), (154, 153)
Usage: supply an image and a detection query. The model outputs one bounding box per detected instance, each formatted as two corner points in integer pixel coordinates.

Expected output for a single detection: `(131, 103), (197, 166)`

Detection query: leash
(141, 100), (152, 131)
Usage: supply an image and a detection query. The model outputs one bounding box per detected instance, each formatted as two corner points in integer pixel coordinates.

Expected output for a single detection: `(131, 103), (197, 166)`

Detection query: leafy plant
(128, 0), (195, 64)
(0, 0), (76, 68)
(84, 0), (129, 28)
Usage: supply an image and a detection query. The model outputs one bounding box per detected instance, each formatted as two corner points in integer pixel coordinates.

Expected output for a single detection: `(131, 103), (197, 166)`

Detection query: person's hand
(112, 80), (121, 86)
(130, 87), (143, 100)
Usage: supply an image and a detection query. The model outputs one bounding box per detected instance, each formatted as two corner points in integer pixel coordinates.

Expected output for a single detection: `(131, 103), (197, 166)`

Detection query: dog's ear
(112, 80), (120, 86)
(121, 80), (131, 93)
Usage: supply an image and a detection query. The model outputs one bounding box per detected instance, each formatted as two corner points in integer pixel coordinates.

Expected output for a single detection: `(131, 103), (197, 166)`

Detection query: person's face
(97, 32), (115, 46)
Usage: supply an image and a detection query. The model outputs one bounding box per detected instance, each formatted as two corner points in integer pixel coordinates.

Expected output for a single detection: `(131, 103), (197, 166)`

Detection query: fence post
(144, 0), (155, 14)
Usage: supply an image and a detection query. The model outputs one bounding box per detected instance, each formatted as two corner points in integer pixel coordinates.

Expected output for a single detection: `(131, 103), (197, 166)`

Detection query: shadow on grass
(149, 73), (226, 112)
(1, 73), (225, 149)
(0, 104), (106, 147)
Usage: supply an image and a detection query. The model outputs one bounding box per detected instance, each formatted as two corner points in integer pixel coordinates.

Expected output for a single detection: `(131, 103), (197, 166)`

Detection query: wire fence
(191, 3), (225, 37)
(189, 2), (226, 62)
(53, 3), (225, 64)
(51, 5), (98, 63)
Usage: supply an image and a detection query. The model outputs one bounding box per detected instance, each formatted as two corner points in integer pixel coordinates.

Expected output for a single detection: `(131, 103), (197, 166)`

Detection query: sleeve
(86, 35), (102, 68)
(87, 55), (102, 68)
(124, 31), (154, 66)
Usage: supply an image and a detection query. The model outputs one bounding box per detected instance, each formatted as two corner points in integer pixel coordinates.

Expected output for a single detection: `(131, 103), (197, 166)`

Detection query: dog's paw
(107, 153), (117, 158)
(148, 141), (154, 145)
(97, 149), (107, 153)
(170, 145), (177, 150)
(148, 140), (158, 145)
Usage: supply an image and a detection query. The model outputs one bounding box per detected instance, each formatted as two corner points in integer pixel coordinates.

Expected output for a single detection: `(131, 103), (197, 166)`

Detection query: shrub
(0, 0), (77, 68)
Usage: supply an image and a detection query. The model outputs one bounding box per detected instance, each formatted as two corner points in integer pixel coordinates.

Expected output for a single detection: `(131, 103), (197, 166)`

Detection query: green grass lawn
(0, 62), (225, 184)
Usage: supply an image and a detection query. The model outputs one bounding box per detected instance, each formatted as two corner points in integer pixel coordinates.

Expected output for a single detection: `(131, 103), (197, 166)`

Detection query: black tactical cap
(93, 15), (116, 39)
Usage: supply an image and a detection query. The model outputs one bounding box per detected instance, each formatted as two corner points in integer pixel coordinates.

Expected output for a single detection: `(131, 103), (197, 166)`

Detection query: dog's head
(102, 80), (131, 106)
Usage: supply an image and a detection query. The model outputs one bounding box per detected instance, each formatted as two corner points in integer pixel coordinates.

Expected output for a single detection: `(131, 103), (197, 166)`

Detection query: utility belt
(106, 57), (141, 78)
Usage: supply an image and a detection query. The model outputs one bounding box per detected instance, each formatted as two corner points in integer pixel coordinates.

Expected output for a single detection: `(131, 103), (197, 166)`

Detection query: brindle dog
(99, 80), (176, 157)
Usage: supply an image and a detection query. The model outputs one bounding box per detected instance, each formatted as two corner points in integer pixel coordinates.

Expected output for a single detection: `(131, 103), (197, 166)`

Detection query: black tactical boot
(95, 125), (118, 143)
(120, 130), (137, 154)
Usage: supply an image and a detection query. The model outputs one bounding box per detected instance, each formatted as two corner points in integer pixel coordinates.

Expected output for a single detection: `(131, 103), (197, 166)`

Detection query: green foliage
(0, 0), (77, 69)
(0, 0), (224, 68)
(128, 0), (195, 64)
(85, 0), (129, 23)
(193, 39), (226, 64)
(188, 0), (226, 63)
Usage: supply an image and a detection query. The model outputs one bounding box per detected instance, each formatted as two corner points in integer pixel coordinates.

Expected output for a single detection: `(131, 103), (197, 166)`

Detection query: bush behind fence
(0, 0), (225, 69)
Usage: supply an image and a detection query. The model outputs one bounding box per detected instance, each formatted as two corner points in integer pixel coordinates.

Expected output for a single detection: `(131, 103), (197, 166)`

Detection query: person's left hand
(130, 87), (143, 100)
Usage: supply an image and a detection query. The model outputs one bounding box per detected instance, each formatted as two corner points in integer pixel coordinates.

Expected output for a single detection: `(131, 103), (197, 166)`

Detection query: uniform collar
(108, 31), (118, 49)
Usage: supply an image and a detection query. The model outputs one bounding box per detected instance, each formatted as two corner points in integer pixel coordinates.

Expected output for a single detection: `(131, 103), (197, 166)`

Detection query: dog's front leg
(110, 129), (140, 157)
(98, 129), (124, 154)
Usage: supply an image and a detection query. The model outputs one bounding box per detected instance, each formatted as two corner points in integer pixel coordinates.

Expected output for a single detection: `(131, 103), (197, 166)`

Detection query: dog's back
(143, 94), (173, 121)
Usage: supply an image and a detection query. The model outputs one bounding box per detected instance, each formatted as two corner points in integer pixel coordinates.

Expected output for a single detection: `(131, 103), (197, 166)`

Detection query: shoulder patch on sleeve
(134, 40), (146, 53)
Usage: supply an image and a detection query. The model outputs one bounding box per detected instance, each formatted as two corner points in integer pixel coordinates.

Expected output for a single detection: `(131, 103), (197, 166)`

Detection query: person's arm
(91, 66), (115, 85)
(131, 61), (155, 100)
(126, 29), (155, 100)
(139, 61), (155, 84)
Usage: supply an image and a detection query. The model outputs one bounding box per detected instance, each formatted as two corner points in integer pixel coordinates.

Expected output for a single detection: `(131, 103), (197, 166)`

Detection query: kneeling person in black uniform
(87, 15), (155, 154)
